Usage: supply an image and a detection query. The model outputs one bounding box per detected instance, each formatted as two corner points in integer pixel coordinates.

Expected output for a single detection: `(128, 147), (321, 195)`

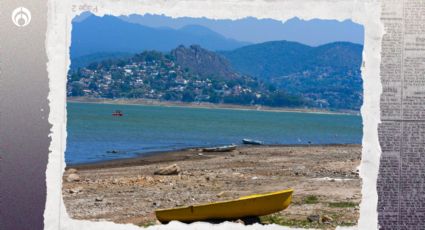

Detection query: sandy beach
(62, 144), (361, 229)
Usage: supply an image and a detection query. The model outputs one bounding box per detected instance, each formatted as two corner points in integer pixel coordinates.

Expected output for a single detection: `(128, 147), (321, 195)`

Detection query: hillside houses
(66, 51), (281, 106)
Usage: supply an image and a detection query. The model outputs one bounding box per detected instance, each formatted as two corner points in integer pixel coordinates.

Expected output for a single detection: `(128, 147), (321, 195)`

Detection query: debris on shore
(154, 164), (181, 175)
(63, 144), (361, 228)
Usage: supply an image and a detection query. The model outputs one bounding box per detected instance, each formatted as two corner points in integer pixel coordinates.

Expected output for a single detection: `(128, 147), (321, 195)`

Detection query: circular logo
(12, 7), (31, 27)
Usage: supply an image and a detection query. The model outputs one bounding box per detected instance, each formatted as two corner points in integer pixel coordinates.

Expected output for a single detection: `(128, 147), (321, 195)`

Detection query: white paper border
(44, 0), (384, 229)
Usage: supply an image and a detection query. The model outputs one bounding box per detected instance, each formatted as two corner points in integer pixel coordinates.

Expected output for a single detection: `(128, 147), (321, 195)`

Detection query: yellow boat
(155, 189), (293, 223)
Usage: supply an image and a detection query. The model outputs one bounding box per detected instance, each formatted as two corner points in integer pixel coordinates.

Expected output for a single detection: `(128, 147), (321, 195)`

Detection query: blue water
(65, 102), (362, 165)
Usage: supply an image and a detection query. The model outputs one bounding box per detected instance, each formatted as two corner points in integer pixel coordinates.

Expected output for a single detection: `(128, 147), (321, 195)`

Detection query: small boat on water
(112, 110), (123, 116)
(106, 150), (120, 154)
(242, 138), (263, 145)
(155, 189), (293, 223)
(202, 144), (237, 152)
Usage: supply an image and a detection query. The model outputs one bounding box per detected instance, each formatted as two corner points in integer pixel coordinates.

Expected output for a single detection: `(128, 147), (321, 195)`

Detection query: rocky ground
(63, 144), (362, 229)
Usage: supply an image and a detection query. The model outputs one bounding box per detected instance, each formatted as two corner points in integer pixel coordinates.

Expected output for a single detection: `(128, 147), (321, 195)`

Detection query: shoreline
(67, 97), (360, 116)
(67, 143), (361, 170)
(63, 144), (362, 227)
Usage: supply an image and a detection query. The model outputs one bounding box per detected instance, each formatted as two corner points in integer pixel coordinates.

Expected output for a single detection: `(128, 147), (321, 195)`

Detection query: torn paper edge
(44, 0), (384, 229)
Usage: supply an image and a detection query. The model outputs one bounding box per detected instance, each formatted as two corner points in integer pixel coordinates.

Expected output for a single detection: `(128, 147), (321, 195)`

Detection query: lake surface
(65, 102), (362, 165)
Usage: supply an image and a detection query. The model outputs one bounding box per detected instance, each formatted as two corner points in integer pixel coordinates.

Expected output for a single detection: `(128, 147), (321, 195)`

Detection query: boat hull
(155, 189), (293, 223)
(202, 145), (237, 152)
(242, 139), (263, 145)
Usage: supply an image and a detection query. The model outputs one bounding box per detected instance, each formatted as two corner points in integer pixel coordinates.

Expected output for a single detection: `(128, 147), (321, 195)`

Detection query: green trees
(182, 91), (195, 102)
(68, 50), (308, 108)
(71, 82), (85, 96)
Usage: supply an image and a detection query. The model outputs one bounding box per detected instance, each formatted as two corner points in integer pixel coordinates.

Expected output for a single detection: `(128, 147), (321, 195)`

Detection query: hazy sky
(74, 13), (364, 46)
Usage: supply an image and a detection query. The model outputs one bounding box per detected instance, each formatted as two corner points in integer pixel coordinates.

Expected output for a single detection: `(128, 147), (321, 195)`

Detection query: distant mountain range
(69, 15), (363, 110)
(220, 41), (363, 79)
(221, 41), (363, 109)
(70, 52), (134, 70)
(68, 45), (306, 107)
(69, 41), (363, 110)
(119, 14), (364, 46)
(70, 15), (249, 58)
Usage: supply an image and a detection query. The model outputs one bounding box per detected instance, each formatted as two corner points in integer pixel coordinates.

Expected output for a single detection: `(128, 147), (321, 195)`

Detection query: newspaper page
(378, 0), (425, 228)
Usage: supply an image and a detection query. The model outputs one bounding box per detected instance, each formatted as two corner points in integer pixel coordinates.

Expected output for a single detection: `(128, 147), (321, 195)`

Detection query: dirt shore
(68, 97), (359, 115)
(63, 144), (362, 229)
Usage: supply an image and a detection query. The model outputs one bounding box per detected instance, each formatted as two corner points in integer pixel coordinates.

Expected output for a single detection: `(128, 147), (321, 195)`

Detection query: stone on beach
(66, 168), (78, 174)
(69, 187), (83, 194)
(216, 191), (231, 198)
(235, 219), (245, 224)
(307, 214), (320, 223)
(67, 173), (81, 182)
(62, 145), (362, 225)
(154, 164), (181, 175)
(321, 214), (333, 223)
